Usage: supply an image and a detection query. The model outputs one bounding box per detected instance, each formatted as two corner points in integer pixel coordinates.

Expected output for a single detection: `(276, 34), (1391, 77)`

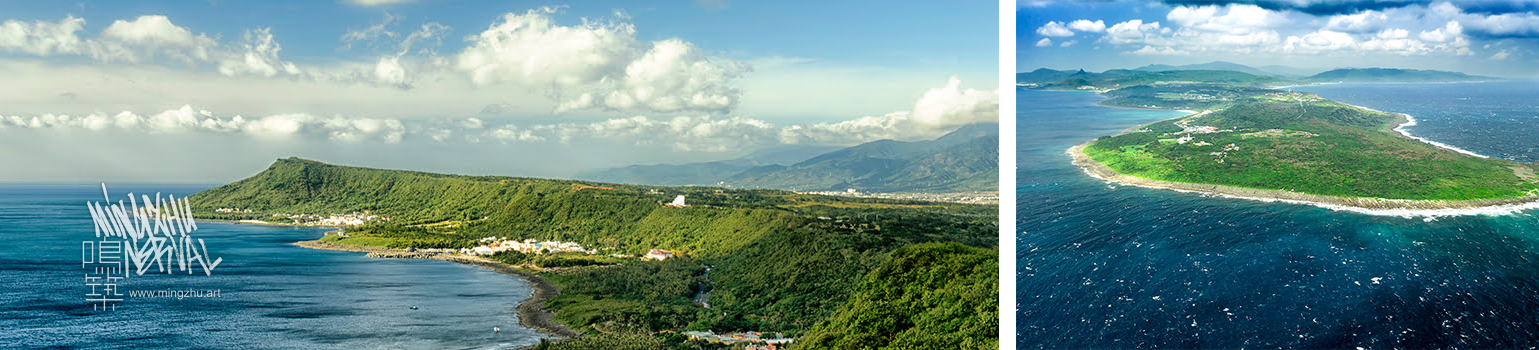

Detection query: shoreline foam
(292, 239), (581, 341)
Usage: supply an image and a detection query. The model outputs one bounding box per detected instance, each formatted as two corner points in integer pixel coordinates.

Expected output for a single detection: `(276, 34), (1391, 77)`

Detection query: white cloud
(1019, 0), (1053, 8)
(1077, 4), (1484, 58)
(1426, 3), (1539, 38)
(0, 105), (406, 143)
(1166, 6), (1218, 28)
(345, 0), (413, 6)
(1491, 49), (1510, 60)
(1167, 4), (1285, 33)
(1068, 19), (1106, 33)
(373, 56), (407, 86)
(1128, 45), (1190, 55)
(1419, 21), (1462, 42)
(486, 124), (544, 143)
(779, 77), (996, 145)
(398, 22), (449, 55)
(0, 13), (432, 89)
(1282, 30), (1356, 53)
(455, 7), (634, 88)
(1060, 40), (1077, 47)
(1103, 20), (1163, 45)
(1036, 38), (1052, 47)
(1324, 10), (1387, 32)
(1468, 13), (1539, 37)
(1359, 37), (1427, 55)
(454, 7), (743, 114)
(1036, 21), (1074, 37)
(555, 39), (741, 114)
(0, 16), (86, 56)
(1376, 28), (1408, 39)
(543, 115), (778, 151)
(218, 28), (301, 78)
(341, 12), (398, 48)
(94, 15), (217, 63)
(460, 117), (484, 129)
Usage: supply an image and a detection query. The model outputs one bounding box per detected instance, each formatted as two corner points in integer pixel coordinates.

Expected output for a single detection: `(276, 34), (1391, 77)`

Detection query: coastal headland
(1067, 92), (1539, 214)
(1022, 65), (1538, 214)
(187, 157), (999, 348)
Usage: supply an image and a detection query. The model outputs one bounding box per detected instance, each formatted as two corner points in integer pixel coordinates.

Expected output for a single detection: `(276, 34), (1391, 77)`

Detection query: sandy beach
(292, 239), (581, 340)
(1067, 107), (1539, 216)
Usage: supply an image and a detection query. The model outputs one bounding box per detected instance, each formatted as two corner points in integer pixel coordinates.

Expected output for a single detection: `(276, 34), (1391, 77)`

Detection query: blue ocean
(1018, 82), (1539, 348)
(0, 184), (545, 349)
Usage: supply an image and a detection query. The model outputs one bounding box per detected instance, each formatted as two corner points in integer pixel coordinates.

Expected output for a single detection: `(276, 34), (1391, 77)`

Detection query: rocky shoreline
(1068, 144), (1539, 212)
(292, 239), (582, 340)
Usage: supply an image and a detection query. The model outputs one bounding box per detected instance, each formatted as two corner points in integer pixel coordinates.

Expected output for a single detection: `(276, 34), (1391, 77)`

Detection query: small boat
(493, 327), (500, 333)
(409, 306), (418, 310)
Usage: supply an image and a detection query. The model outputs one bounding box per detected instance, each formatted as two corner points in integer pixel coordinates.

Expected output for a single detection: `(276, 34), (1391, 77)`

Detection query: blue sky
(1019, 0), (1539, 77)
(0, 0), (997, 182)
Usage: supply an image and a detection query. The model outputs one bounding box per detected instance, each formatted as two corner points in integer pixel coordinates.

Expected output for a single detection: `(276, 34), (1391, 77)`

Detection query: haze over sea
(0, 184), (543, 349)
(1018, 82), (1539, 348)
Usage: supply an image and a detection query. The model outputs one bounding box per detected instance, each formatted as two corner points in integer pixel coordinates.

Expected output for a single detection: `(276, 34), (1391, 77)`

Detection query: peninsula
(1023, 67), (1539, 212)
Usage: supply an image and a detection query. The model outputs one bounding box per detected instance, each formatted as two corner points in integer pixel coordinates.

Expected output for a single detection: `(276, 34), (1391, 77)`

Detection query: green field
(1084, 93), (1539, 201)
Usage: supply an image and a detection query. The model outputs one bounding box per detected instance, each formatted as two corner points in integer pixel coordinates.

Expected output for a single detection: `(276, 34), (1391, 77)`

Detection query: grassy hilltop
(189, 157), (997, 349)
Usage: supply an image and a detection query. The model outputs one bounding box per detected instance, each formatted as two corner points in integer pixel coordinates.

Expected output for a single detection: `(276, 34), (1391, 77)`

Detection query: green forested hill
(187, 158), (997, 347)
(794, 242), (998, 350)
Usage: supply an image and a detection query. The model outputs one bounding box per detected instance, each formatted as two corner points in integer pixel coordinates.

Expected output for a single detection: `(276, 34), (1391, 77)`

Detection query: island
(188, 157), (998, 349)
(1022, 66), (1539, 212)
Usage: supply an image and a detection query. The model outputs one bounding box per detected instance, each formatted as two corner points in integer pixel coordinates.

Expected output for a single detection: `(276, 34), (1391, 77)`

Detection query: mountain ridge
(584, 123), (1000, 193)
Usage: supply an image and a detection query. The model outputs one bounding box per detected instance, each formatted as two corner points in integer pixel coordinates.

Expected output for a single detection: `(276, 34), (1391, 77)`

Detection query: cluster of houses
(643, 249), (675, 261)
(271, 211), (388, 226)
(798, 190), (998, 205)
(213, 207), (254, 213)
(678, 330), (794, 348)
(456, 237), (685, 265)
(461, 238), (595, 256)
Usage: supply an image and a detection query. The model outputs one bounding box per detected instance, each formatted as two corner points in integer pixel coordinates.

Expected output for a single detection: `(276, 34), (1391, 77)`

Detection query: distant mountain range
(1019, 61), (1498, 87)
(580, 123), (999, 193)
(1306, 67), (1496, 83)
(576, 145), (839, 187)
(1015, 68), (1283, 90)
(1134, 61), (1273, 77)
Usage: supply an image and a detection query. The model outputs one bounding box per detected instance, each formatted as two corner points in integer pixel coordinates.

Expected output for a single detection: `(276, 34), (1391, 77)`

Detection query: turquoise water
(1018, 85), (1539, 348)
(0, 184), (544, 349)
